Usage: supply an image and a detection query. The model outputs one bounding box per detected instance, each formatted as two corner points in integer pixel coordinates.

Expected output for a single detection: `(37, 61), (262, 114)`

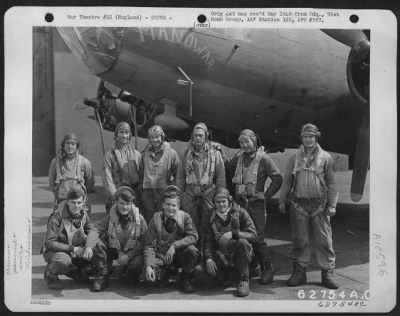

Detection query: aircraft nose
(57, 27), (124, 75)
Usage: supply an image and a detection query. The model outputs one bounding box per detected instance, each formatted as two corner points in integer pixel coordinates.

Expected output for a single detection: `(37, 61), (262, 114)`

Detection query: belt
(291, 200), (326, 218)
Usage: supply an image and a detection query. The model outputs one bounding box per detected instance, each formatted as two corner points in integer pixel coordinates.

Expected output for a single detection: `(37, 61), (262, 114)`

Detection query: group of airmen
(42, 121), (339, 297)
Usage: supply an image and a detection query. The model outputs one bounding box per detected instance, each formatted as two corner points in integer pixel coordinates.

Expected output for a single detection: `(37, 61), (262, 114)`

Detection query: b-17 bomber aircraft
(57, 27), (370, 202)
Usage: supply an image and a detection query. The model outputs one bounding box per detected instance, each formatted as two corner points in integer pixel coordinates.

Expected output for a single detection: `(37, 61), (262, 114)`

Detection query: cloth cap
(193, 122), (208, 133)
(63, 133), (79, 144)
(301, 123), (319, 136)
(67, 186), (86, 200)
(238, 129), (257, 146)
(161, 185), (182, 200)
(116, 186), (136, 202)
(148, 125), (165, 137)
(214, 187), (232, 201)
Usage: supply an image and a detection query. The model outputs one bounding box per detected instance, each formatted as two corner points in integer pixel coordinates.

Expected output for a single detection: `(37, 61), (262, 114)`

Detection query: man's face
(63, 140), (78, 156)
(215, 197), (230, 214)
(149, 134), (163, 148)
(67, 196), (84, 216)
(162, 197), (179, 219)
(302, 135), (317, 149)
(239, 137), (255, 154)
(117, 129), (130, 145)
(117, 197), (132, 215)
(192, 128), (206, 148)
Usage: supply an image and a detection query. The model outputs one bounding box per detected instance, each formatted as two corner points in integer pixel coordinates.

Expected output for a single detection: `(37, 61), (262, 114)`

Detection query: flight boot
(237, 267), (250, 297)
(155, 268), (170, 287)
(180, 272), (195, 293)
(127, 268), (141, 285)
(286, 262), (307, 287)
(249, 259), (261, 278)
(65, 266), (89, 283)
(259, 260), (274, 285)
(216, 267), (234, 287)
(192, 262), (205, 284)
(126, 263), (143, 284)
(44, 265), (62, 290)
(91, 276), (109, 292)
(321, 269), (339, 289)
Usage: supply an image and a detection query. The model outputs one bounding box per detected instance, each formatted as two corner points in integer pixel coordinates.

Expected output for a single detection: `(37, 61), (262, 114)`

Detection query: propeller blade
(94, 108), (106, 156)
(322, 29), (367, 48)
(350, 111), (369, 202)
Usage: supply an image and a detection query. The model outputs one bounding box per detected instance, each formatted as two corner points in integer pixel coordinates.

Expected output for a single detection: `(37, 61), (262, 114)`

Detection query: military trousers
(44, 241), (108, 278)
(105, 247), (144, 279)
(240, 199), (271, 263)
(289, 198), (336, 270)
(149, 245), (199, 283)
(140, 189), (162, 223)
(213, 239), (253, 277)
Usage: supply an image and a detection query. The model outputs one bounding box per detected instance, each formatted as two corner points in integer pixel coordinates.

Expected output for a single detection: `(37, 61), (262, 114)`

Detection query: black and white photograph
(4, 7), (397, 313)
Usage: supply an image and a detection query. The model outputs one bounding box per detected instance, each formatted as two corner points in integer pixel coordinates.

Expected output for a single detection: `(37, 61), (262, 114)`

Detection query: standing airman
(176, 123), (226, 258)
(103, 122), (141, 212)
(229, 129), (282, 285)
(48, 133), (95, 210)
(279, 123), (339, 289)
(139, 125), (179, 222)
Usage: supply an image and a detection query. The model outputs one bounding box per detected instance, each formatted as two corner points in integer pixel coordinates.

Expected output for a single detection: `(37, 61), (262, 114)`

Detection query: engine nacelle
(347, 39), (370, 105)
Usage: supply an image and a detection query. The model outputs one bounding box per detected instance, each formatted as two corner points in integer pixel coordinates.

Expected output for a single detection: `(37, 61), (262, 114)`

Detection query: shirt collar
(150, 142), (166, 153)
(63, 205), (84, 219)
(215, 207), (233, 220)
(300, 143), (321, 156)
